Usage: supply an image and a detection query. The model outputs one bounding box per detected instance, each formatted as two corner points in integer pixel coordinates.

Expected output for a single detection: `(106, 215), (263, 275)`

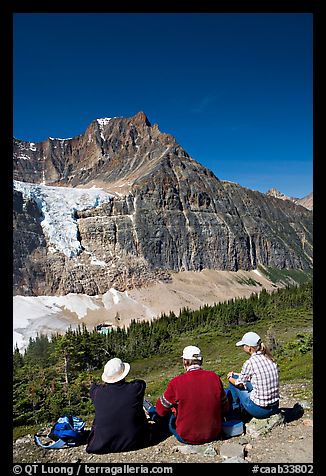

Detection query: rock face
(13, 112), (313, 296)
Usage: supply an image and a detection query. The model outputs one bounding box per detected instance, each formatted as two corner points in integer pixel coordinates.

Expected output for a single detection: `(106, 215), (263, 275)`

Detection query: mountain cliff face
(13, 112), (313, 296)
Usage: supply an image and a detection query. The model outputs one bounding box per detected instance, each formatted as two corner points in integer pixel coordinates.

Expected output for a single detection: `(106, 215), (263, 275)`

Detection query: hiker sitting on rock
(226, 331), (280, 420)
(86, 357), (152, 453)
(145, 345), (229, 445)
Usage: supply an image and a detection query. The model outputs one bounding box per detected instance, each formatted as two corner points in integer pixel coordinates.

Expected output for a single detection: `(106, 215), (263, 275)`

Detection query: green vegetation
(257, 266), (312, 285)
(13, 281), (313, 438)
(235, 277), (261, 286)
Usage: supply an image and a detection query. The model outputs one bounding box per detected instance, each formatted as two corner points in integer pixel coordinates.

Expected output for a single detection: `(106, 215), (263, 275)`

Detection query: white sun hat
(101, 358), (130, 383)
(236, 332), (261, 347)
(182, 345), (202, 359)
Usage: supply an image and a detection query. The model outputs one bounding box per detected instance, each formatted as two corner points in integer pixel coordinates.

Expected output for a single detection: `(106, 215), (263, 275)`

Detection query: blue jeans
(168, 414), (187, 443)
(226, 382), (279, 420)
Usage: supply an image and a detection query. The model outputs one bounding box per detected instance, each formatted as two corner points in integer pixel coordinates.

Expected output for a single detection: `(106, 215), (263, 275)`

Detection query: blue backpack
(34, 415), (86, 449)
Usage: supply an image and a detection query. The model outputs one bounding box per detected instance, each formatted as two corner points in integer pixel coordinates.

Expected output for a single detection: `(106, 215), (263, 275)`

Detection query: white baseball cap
(236, 332), (261, 347)
(101, 358), (130, 383)
(182, 345), (202, 359)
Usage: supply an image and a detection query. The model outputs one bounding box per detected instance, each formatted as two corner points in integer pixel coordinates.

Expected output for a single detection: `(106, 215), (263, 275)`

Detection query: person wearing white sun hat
(225, 331), (280, 421)
(86, 357), (152, 453)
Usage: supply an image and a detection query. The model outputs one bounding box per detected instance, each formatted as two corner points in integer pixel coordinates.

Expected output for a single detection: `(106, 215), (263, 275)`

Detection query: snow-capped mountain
(13, 112), (313, 350)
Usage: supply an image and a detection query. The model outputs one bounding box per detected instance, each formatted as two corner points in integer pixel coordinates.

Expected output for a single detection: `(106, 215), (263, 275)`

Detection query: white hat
(236, 332), (261, 347)
(101, 358), (130, 383)
(182, 345), (202, 359)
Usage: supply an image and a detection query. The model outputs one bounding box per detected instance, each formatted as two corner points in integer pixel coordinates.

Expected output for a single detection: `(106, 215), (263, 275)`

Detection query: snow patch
(13, 294), (101, 352)
(16, 154), (31, 161)
(253, 269), (263, 277)
(13, 180), (114, 258)
(96, 118), (112, 126)
(110, 288), (122, 305)
(90, 255), (107, 266)
(53, 294), (100, 318)
(102, 288), (131, 308)
(96, 118), (112, 141)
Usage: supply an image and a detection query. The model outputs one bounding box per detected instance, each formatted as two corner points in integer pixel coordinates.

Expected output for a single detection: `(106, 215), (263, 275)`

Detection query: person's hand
(227, 371), (234, 379)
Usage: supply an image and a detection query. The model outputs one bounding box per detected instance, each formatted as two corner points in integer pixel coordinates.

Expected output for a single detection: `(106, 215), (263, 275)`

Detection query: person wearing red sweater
(153, 345), (229, 445)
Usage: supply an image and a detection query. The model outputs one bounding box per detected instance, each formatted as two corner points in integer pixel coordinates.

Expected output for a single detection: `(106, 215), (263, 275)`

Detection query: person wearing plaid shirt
(226, 331), (280, 420)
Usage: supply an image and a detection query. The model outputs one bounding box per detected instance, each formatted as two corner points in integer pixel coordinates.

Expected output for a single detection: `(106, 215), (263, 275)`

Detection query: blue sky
(13, 13), (313, 198)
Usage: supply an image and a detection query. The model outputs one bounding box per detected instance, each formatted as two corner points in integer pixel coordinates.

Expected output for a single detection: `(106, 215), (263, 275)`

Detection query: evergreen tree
(13, 281), (313, 426)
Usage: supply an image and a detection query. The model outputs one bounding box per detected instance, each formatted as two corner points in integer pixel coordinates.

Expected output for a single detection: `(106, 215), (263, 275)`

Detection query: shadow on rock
(280, 403), (304, 423)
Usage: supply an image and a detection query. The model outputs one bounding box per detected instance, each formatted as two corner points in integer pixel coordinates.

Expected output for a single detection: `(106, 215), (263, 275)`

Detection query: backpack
(34, 415), (86, 449)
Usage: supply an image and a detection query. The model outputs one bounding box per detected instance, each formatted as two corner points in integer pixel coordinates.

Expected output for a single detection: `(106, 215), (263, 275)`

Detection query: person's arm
(90, 383), (99, 401)
(229, 360), (253, 388)
(227, 372), (244, 388)
(132, 379), (146, 397)
(155, 379), (177, 417)
(227, 371), (240, 378)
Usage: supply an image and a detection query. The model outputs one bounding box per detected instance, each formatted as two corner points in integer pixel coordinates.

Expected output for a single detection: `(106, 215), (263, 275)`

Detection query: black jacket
(86, 379), (150, 453)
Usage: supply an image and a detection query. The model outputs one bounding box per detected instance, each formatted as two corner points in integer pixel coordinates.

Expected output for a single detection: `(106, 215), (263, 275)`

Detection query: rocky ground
(13, 381), (313, 465)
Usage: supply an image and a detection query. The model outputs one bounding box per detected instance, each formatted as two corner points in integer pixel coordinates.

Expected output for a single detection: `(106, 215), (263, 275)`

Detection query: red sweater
(155, 368), (229, 444)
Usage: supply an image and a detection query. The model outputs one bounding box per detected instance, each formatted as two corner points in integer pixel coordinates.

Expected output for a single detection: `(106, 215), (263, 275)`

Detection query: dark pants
(147, 407), (186, 443)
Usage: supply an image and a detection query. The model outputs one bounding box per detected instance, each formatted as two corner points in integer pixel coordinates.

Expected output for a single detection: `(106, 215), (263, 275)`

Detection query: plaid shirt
(235, 351), (279, 406)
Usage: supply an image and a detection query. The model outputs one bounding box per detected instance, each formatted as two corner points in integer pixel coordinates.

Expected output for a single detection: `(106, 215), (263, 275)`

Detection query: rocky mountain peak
(294, 192), (313, 211)
(13, 112), (313, 297)
(266, 188), (313, 210)
(266, 188), (291, 200)
(13, 112), (180, 193)
(131, 110), (151, 127)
